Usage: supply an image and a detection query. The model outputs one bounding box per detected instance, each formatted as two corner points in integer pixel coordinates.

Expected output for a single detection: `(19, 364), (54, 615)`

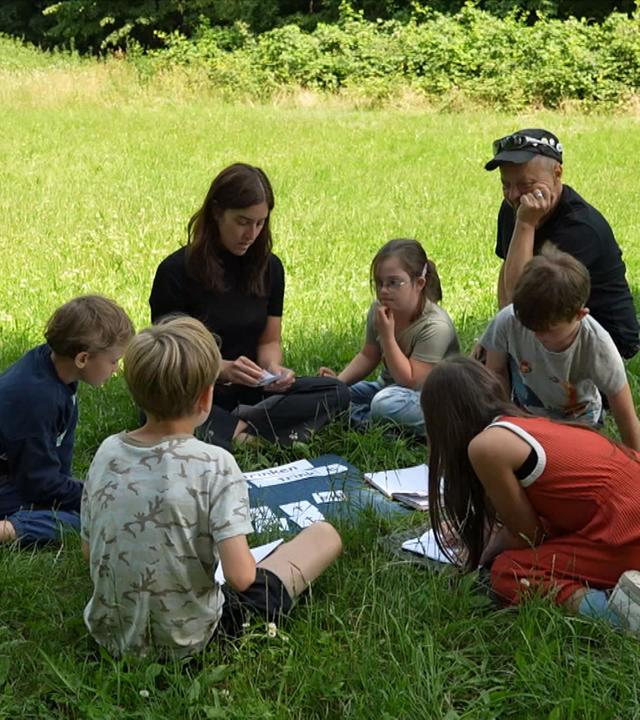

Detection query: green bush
(0, 1), (636, 49)
(148, 5), (640, 109)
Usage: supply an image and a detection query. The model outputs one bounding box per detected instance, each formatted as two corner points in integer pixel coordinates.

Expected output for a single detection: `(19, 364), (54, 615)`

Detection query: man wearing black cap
(486, 128), (639, 359)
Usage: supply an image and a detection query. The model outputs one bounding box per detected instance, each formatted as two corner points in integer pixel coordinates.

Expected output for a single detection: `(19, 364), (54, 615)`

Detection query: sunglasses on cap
(492, 133), (563, 160)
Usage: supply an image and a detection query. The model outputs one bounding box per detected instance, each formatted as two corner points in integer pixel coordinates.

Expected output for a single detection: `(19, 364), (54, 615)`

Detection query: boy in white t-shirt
(482, 244), (640, 451)
(81, 316), (342, 658)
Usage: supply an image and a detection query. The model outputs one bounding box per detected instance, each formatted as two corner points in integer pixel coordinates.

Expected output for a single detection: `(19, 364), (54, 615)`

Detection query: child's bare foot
(233, 431), (259, 446)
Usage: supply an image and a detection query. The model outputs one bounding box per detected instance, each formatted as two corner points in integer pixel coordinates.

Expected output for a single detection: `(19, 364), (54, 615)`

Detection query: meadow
(1, 59), (640, 719)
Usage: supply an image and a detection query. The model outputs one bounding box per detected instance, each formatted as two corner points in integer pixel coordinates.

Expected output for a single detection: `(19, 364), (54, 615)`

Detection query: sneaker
(608, 570), (640, 633)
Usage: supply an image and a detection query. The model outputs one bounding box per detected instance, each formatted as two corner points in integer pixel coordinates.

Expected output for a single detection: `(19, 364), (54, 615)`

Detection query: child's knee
(302, 521), (343, 559)
(0, 520), (16, 543)
(370, 386), (407, 419)
(370, 386), (420, 424)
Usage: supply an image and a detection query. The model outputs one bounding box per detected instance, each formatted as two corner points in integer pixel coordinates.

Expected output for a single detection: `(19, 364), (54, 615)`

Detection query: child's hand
(375, 303), (395, 339)
(263, 365), (295, 393)
(318, 367), (337, 378)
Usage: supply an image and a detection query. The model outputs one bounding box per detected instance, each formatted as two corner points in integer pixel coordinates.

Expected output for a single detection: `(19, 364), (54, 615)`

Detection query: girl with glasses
(319, 238), (459, 436)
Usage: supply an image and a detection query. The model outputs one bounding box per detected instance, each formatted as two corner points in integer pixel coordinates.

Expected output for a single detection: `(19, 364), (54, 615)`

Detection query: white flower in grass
(288, 431), (299, 441)
(267, 622), (278, 638)
(520, 578), (531, 588)
(139, 689), (150, 698)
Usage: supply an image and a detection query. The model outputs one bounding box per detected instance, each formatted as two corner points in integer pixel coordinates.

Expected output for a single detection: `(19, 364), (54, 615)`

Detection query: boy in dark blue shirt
(0, 295), (134, 546)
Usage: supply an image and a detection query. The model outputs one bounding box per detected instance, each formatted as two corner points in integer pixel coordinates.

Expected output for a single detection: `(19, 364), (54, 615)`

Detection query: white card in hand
(256, 370), (284, 387)
(279, 500), (325, 528)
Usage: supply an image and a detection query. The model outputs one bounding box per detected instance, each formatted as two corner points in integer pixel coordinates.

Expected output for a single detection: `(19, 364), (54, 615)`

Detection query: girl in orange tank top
(421, 356), (640, 629)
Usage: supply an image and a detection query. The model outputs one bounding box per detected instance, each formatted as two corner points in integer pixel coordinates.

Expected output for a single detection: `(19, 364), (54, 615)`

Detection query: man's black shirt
(496, 185), (639, 358)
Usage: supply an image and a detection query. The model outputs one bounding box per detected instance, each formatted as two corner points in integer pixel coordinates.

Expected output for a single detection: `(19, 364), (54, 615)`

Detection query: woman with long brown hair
(422, 356), (640, 629)
(149, 163), (349, 450)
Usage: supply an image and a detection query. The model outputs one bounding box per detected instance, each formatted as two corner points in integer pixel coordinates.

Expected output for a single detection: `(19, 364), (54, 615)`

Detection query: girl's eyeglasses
(374, 278), (408, 291)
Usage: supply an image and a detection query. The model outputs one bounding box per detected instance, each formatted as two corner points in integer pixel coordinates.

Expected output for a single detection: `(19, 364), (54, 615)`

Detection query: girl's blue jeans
(349, 379), (425, 435)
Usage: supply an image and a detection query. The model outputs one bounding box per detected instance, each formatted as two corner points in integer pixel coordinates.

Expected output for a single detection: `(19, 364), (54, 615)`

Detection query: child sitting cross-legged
(482, 244), (640, 451)
(0, 295), (134, 547)
(319, 239), (459, 436)
(81, 316), (342, 658)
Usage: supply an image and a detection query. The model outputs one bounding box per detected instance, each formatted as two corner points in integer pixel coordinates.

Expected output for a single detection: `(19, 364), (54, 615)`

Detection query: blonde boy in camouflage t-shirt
(81, 317), (342, 658)
(82, 433), (252, 657)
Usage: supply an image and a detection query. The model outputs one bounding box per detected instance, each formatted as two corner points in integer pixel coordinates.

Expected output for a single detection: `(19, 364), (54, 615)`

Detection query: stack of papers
(364, 464), (430, 511)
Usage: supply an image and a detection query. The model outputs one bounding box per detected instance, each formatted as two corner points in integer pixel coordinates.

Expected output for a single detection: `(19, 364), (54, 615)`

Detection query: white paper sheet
(243, 459), (313, 483)
(364, 464), (429, 498)
(246, 463), (348, 488)
(214, 539), (285, 585)
(401, 529), (454, 564)
(250, 505), (290, 533)
(311, 489), (346, 504)
(279, 500), (325, 528)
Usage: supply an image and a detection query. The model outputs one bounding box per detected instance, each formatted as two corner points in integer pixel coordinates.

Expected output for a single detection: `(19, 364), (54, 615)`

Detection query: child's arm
(608, 383), (640, 452)
(380, 341), (432, 389)
(375, 306), (431, 388)
(218, 535), (257, 592)
(468, 427), (545, 549)
(8, 435), (83, 511)
(320, 343), (381, 385)
(486, 349), (511, 396)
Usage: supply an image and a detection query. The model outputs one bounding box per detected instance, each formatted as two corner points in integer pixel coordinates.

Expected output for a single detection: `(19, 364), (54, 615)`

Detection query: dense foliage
(145, 6), (640, 109)
(0, 0), (636, 51)
(2, 3), (640, 109)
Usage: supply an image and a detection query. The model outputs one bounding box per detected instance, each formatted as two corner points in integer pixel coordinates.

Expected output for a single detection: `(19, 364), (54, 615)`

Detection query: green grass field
(1, 59), (640, 719)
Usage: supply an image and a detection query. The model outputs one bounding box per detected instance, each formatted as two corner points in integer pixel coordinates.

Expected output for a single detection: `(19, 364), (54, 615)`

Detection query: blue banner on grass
(246, 453), (405, 535)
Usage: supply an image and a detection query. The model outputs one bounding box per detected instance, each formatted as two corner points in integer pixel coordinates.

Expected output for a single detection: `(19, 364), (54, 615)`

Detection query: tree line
(0, 0), (636, 53)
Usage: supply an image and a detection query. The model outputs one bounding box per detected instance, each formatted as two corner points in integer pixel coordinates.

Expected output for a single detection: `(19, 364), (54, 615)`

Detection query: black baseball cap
(485, 128), (563, 171)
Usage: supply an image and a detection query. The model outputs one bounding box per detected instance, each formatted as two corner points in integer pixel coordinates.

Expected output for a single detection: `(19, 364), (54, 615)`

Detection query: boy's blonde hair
(45, 295), (134, 358)
(124, 316), (221, 420)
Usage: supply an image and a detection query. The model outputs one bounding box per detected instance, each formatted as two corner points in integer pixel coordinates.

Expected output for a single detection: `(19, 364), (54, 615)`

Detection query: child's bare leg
(258, 521), (342, 599)
(0, 520), (16, 543)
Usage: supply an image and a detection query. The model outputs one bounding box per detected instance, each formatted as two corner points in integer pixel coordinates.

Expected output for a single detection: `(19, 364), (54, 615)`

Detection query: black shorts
(218, 568), (293, 638)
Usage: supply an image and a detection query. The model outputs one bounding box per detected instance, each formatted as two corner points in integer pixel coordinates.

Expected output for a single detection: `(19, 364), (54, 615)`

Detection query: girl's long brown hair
(420, 356), (527, 569)
(186, 163), (275, 295)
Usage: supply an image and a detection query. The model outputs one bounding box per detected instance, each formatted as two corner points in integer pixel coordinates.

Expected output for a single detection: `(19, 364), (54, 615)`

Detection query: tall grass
(1, 54), (640, 718)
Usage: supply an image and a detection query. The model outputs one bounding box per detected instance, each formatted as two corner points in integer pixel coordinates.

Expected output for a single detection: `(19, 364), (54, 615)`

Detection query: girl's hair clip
(421, 262), (428, 278)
